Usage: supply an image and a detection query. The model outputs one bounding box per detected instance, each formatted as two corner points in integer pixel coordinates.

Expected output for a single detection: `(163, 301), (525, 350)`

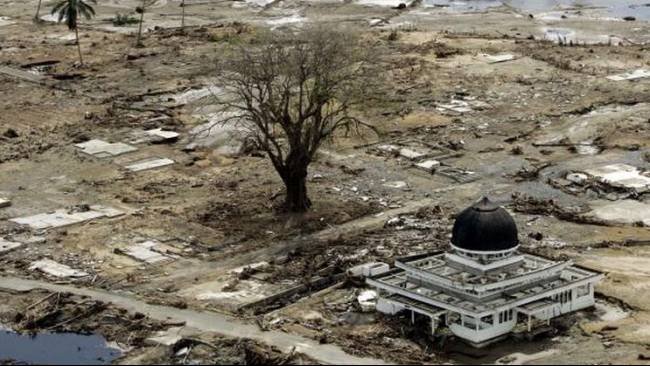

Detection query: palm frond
(51, 1), (66, 16)
(51, 0), (96, 30)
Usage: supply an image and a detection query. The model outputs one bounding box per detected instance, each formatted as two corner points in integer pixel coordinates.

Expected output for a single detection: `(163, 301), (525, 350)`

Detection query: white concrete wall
(448, 313), (516, 344)
(449, 320), (516, 344)
(376, 297), (405, 315)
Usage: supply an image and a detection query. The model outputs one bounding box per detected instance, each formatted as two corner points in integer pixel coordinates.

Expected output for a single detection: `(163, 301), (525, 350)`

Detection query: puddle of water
(423, 0), (503, 12)
(420, 1), (650, 20)
(0, 329), (121, 365)
(508, 0), (650, 20)
(357, 0), (415, 7)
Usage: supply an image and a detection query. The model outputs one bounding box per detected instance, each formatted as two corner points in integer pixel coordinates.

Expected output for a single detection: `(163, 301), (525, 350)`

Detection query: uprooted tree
(217, 28), (380, 212)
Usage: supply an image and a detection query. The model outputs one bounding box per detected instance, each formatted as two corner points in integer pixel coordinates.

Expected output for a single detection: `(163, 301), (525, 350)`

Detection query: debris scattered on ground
(124, 157), (175, 172)
(357, 290), (378, 312)
(586, 200), (650, 227)
(145, 327), (186, 347)
(583, 164), (650, 195)
(119, 240), (176, 264)
(399, 147), (427, 160)
(10, 205), (125, 231)
(436, 96), (490, 115)
(511, 192), (598, 225)
(0, 238), (22, 254)
(606, 69), (650, 81)
(0, 197), (10, 208)
(75, 139), (138, 158)
(347, 262), (390, 278)
(483, 53), (516, 63)
(415, 160), (440, 173)
(29, 259), (89, 278)
(129, 128), (180, 144)
(1, 3), (649, 364)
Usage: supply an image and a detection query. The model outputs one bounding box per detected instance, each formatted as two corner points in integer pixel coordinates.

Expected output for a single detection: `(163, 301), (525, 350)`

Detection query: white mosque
(367, 197), (603, 347)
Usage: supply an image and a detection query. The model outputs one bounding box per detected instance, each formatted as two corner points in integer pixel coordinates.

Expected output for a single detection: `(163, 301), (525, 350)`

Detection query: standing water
(421, 0), (650, 21)
(0, 329), (121, 365)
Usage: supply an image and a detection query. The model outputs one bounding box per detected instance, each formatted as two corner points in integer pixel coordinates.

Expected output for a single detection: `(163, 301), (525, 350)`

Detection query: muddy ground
(0, 289), (314, 364)
(0, 0), (649, 364)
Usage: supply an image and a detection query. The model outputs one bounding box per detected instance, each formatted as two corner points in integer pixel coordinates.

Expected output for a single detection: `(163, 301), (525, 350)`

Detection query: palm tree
(51, 0), (97, 65)
(136, 0), (157, 47)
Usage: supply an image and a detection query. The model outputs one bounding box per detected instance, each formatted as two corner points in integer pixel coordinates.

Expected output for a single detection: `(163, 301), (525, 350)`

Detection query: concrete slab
(348, 262), (389, 278)
(75, 139), (138, 158)
(145, 128), (180, 140)
(606, 69), (650, 81)
(123, 241), (173, 264)
(376, 144), (400, 154)
(0, 65), (46, 84)
(399, 148), (427, 161)
(415, 159), (440, 173)
(583, 164), (650, 193)
(483, 54), (515, 63)
(436, 98), (489, 114)
(0, 198), (10, 208)
(129, 128), (180, 144)
(29, 259), (89, 278)
(0, 238), (22, 254)
(358, 290), (378, 312)
(10, 206), (125, 231)
(587, 200), (650, 226)
(124, 157), (175, 172)
(90, 205), (126, 218)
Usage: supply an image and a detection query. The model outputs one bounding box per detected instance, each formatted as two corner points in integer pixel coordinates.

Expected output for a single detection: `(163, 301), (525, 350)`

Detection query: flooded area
(0, 328), (121, 365)
(423, 0), (650, 20)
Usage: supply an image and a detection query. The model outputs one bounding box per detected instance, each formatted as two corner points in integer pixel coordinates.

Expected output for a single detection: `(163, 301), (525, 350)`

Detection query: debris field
(0, 0), (649, 364)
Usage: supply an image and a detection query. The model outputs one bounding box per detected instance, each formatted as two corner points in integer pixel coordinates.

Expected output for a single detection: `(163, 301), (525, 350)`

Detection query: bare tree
(216, 28), (380, 212)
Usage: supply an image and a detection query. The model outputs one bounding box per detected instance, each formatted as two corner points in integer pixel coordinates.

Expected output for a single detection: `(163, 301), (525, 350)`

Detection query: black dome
(451, 197), (518, 252)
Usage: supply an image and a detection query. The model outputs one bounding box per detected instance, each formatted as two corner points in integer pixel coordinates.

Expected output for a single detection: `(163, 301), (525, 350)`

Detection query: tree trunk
(181, 0), (185, 28)
(34, 0), (43, 21)
(281, 153), (311, 212)
(75, 27), (83, 65)
(136, 1), (146, 47)
(284, 174), (311, 212)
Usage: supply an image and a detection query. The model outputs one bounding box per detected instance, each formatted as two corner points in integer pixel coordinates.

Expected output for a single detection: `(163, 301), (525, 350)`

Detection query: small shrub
(112, 13), (139, 27)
